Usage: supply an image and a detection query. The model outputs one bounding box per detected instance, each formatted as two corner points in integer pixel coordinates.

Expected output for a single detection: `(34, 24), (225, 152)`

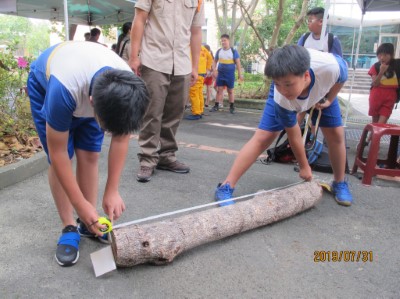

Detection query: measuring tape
(98, 217), (113, 233)
(113, 180), (306, 230)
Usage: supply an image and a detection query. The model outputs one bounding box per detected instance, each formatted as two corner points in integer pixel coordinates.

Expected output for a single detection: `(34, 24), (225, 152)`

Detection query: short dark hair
(92, 69), (149, 135)
(307, 7), (326, 19)
(122, 22), (132, 35)
(264, 45), (310, 79)
(221, 34), (230, 39)
(90, 28), (101, 37)
(377, 43), (394, 56)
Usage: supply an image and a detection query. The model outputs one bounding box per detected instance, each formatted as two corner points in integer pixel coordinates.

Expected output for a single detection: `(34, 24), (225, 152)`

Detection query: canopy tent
(0, 0), (135, 26)
(357, 0), (400, 13)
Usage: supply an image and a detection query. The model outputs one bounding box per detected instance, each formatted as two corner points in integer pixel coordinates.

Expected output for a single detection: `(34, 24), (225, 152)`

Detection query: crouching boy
(214, 45), (353, 207)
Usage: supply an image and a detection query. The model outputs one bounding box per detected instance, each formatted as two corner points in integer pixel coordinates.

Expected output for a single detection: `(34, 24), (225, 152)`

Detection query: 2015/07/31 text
(314, 251), (373, 262)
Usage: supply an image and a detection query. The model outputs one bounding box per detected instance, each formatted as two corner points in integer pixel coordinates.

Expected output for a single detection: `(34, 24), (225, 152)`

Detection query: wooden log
(110, 181), (323, 267)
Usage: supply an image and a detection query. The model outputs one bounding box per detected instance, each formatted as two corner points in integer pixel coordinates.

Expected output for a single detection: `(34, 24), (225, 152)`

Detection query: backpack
(301, 32), (334, 53)
(262, 123), (312, 165)
(215, 47), (235, 61)
(308, 139), (350, 174)
(262, 130), (299, 164)
(261, 107), (349, 174)
(373, 59), (400, 109)
(119, 39), (130, 57)
(261, 128), (326, 167)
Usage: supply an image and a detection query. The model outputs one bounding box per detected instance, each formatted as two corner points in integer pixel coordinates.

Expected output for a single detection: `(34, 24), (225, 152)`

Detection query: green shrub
(0, 42), (36, 138)
(235, 71), (271, 99)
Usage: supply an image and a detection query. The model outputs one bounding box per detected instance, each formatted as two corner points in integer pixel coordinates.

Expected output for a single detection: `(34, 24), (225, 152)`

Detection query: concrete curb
(222, 98), (266, 110)
(0, 151), (48, 189)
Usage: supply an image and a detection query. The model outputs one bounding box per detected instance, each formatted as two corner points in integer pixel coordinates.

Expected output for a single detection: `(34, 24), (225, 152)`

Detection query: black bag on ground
(262, 124), (311, 164)
(310, 142), (332, 173)
(261, 106), (349, 174)
(263, 130), (297, 164)
(308, 141), (350, 174)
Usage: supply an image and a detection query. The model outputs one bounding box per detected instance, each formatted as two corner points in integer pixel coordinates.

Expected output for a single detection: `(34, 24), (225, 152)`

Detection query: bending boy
(214, 45), (353, 207)
(27, 41), (149, 266)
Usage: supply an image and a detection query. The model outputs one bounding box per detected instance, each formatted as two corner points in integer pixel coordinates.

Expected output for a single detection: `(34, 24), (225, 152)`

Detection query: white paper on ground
(90, 245), (116, 277)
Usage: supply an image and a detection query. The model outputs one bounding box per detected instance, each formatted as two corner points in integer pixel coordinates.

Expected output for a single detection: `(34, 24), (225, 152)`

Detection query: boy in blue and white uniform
(214, 45), (353, 207)
(210, 34), (243, 114)
(28, 41), (149, 266)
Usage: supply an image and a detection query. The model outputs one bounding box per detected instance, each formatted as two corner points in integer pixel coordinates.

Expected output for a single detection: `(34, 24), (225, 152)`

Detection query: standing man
(88, 28), (107, 47)
(129, 0), (205, 183)
(209, 34), (243, 114)
(297, 7), (343, 57)
(88, 28), (102, 43)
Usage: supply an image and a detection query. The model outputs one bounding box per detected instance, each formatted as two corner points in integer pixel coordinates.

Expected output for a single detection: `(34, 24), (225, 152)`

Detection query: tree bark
(283, 0), (309, 45)
(111, 181), (322, 267)
(269, 0), (285, 48)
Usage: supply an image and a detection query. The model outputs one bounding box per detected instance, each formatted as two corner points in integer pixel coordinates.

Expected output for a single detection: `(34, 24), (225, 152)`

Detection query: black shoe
(209, 104), (219, 112)
(229, 104), (235, 114)
(55, 225), (80, 267)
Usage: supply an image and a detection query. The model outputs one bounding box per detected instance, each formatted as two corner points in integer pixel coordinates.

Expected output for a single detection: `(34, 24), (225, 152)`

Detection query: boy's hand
(379, 63), (389, 74)
(76, 201), (105, 236)
(299, 164), (313, 181)
(213, 70), (218, 79)
(102, 190), (126, 223)
(315, 100), (331, 110)
(238, 74), (244, 83)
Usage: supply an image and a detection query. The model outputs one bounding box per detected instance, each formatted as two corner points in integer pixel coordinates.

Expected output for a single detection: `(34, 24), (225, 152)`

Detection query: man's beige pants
(138, 65), (191, 167)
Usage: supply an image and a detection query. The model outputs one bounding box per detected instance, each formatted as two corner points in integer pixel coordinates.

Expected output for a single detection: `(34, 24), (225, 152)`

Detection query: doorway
(379, 34), (400, 57)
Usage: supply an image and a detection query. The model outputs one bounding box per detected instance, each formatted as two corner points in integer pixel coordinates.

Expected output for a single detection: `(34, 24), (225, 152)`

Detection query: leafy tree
(26, 22), (51, 56)
(0, 15), (50, 57)
(0, 15), (30, 44)
(236, 0), (324, 65)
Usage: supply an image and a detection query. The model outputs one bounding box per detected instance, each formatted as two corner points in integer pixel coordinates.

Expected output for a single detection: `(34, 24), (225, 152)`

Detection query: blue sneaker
(215, 183), (235, 207)
(55, 225), (80, 267)
(77, 218), (109, 244)
(331, 181), (353, 206)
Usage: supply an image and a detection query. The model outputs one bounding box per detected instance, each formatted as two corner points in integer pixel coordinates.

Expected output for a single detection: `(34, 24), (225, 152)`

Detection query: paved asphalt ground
(1, 103), (399, 298)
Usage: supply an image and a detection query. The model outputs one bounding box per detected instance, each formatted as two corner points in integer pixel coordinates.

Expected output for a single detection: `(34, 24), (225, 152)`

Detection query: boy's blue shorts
(28, 73), (104, 163)
(258, 97), (343, 132)
(216, 71), (235, 89)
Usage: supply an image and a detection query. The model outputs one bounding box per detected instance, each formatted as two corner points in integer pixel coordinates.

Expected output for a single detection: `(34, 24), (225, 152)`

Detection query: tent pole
(63, 0), (70, 41)
(343, 12), (365, 126)
(319, 0), (331, 51)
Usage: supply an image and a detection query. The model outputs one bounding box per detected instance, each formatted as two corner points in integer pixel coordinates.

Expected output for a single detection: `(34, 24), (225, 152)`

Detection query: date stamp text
(314, 251), (373, 262)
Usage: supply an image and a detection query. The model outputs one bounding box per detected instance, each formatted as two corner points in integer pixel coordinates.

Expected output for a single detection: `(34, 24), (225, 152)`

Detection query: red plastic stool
(352, 123), (400, 186)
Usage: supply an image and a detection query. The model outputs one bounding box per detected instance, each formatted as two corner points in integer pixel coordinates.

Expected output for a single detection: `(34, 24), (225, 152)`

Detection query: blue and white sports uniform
(259, 48), (348, 132)
(216, 48), (240, 89)
(27, 41), (132, 160)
